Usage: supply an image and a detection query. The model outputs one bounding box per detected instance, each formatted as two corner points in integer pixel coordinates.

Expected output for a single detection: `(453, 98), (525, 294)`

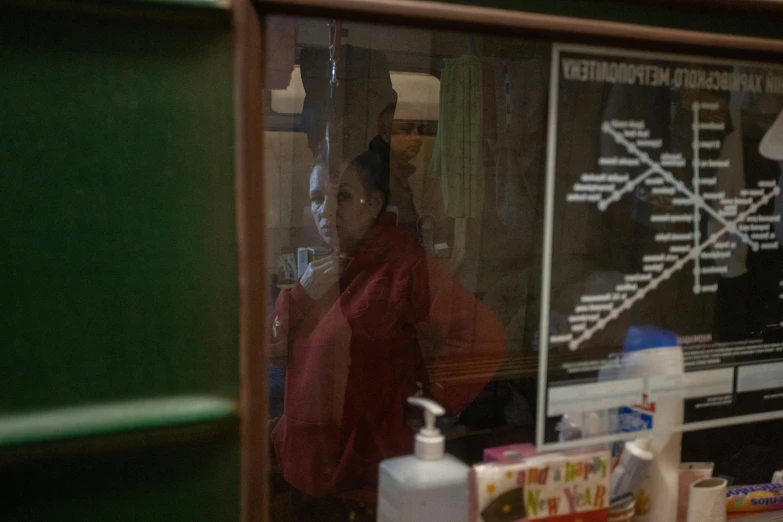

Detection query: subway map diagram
(552, 102), (781, 352)
(537, 42), (783, 449)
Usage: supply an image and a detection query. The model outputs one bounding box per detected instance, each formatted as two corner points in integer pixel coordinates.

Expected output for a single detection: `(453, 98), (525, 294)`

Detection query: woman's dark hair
(346, 151), (390, 212)
(312, 142), (390, 212)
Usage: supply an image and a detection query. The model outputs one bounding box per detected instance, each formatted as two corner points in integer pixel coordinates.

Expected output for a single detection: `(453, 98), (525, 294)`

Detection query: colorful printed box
(470, 450), (611, 522)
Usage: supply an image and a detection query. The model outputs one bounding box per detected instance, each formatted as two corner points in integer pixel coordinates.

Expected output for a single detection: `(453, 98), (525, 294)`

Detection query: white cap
(407, 397), (445, 460)
(625, 436), (654, 461)
(634, 436), (653, 452)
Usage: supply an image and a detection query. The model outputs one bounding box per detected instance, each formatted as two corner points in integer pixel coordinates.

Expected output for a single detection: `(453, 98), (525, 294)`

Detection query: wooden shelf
(0, 395), (237, 448)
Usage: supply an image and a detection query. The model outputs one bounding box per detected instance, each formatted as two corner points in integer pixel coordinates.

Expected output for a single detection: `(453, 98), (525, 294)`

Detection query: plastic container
(611, 437), (654, 503)
(616, 327), (684, 522)
(377, 397), (470, 522)
(482, 443), (537, 463)
(678, 463), (715, 522)
(610, 500), (637, 522)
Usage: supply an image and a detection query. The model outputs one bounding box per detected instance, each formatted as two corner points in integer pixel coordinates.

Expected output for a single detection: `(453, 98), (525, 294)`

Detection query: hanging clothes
(708, 96), (747, 279)
(429, 55), (484, 219)
(490, 56), (548, 230)
(265, 17), (298, 90)
(482, 60), (497, 140)
(299, 45), (398, 161)
(758, 107), (783, 244)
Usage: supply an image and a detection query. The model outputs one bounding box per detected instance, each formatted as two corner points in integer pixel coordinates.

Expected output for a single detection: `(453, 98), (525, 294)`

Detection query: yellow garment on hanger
(429, 55), (485, 219)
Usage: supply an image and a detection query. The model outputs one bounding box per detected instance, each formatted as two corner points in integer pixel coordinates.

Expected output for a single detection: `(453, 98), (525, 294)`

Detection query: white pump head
(407, 397), (445, 460)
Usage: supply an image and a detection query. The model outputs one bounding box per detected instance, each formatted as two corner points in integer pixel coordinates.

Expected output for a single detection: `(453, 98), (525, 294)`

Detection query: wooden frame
(235, 0), (783, 520)
(255, 0), (783, 58)
(234, 1), (268, 522)
(619, 0), (783, 15)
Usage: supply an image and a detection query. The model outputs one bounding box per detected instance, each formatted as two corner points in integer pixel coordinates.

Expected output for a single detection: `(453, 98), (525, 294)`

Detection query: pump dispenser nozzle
(407, 397), (445, 460)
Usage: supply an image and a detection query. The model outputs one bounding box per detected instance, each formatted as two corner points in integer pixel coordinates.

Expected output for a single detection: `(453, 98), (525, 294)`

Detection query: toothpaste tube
(726, 483), (783, 513)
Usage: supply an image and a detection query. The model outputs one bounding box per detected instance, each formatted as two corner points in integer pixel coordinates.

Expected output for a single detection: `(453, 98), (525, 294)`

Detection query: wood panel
(234, 1), (269, 521)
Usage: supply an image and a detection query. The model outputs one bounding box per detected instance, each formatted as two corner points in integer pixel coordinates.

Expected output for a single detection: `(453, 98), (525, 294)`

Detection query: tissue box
(469, 449), (611, 522)
(483, 443), (539, 463)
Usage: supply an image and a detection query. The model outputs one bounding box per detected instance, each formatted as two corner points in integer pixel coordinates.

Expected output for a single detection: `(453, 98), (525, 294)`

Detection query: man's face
(390, 120), (423, 161)
(389, 106), (424, 162)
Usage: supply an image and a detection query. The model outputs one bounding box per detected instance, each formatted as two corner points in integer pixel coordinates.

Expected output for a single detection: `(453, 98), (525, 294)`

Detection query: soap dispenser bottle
(377, 397), (470, 522)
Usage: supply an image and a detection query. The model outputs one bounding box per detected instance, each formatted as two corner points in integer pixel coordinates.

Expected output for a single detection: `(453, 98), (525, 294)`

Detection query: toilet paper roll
(687, 478), (728, 522)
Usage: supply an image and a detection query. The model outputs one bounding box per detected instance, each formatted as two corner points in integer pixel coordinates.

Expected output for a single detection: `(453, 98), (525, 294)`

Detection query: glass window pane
(264, 17), (545, 520)
(262, 13), (783, 521)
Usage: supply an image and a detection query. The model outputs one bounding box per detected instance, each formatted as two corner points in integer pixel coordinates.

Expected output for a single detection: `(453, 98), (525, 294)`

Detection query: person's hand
(299, 255), (341, 300)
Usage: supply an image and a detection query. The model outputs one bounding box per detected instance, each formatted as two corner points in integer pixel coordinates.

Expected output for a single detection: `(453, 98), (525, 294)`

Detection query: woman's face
(309, 164), (382, 255)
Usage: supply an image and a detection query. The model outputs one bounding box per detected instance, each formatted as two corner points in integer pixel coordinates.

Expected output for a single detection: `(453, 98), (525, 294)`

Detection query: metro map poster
(538, 44), (783, 448)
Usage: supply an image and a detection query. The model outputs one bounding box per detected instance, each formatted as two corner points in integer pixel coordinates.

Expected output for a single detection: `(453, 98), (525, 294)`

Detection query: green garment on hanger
(429, 55), (484, 219)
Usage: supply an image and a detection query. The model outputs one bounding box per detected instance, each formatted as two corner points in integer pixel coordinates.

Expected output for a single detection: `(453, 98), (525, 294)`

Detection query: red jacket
(269, 215), (505, 497)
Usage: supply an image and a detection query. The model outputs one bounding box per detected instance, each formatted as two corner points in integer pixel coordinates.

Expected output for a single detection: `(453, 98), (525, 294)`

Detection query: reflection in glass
(263, 16), (548, 520)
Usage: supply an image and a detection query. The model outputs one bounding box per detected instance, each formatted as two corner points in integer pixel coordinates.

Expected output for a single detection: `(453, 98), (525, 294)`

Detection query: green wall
(2, 430), (240, 521)
(0, 2), (240, 520)
(0, 3), (237, 414)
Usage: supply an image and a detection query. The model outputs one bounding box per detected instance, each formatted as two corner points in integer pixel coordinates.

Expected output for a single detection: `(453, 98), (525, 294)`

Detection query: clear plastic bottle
(377, 397), (470, 522)
(617, 327), (684, 522)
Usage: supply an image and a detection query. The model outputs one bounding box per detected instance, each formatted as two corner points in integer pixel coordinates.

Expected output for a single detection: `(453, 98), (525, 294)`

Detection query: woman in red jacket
(269, 149), (505, 521)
